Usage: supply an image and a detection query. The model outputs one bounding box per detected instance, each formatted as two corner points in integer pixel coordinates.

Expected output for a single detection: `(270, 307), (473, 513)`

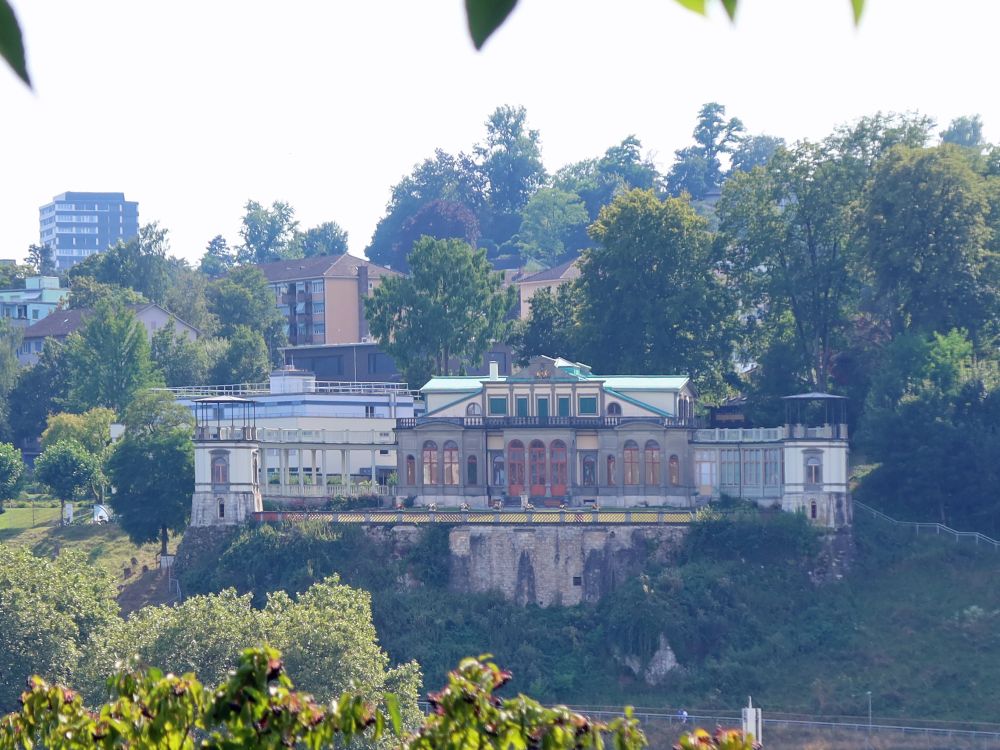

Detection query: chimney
(489, 360), (499, 381)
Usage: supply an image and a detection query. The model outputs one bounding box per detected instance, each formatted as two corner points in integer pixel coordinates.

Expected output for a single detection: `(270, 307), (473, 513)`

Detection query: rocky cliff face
(448, 525), (687, 607)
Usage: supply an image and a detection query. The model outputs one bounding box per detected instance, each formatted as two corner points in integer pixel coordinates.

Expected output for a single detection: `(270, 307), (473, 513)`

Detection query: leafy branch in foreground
(1, 648), (655, 750)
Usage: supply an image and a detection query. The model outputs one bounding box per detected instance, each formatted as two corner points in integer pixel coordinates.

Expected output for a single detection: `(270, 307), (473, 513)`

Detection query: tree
(4, 646), (647, 750)
(121, 389), (195, 438)
(941, 114), (985, 149)
(0, 442), (24, 512)
(512, 284), (583, 365)
(666, 102), (745, 200)
(0, 546), (118, 713)
(475, 104), (547, 245)
(518, 188), (589, 268)
(861, 144), (997, 340)
(210, 326), (270, 384)
(578, 189), (735, 394)
(391, 200), (480, 273)
(68, 276), (146, 309)
(151, 324), (210, 387)
(108, 405), (193, 555)
(296, 221), (349, 257)
(41, 407), (114, 455)
(62, 299), (163, 413)
(34, 440), (103, 524)
(0, 319), (22, 440)
(366, 149), (484, 270)
(235, 200), (300, 264)
(208, 265), (287, 363)
(199, 234), (236, 278)
(365, 237), (515, 386)
(728, 134), (785, 173)
(26, 243), (55, 276)
(68, 223), (172, 305)
(8, 339), (70, 447)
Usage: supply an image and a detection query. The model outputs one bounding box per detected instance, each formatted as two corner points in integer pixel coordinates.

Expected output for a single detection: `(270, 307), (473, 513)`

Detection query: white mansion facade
(394, 356), (851, 528)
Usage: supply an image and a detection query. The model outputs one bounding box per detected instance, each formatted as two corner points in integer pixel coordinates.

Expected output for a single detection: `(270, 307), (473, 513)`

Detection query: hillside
(177, 510), (1000, 724)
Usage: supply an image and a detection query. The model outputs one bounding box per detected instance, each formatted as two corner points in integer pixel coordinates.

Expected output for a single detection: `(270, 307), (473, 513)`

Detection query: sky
(1, 0), (997, 265)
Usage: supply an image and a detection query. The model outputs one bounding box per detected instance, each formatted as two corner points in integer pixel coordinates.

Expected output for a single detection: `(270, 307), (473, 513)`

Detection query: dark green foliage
(235, 200), (299, 264)
(8, 339), (69, 445)
(208, 265), (287, 364)
(296, 221), (349, 258)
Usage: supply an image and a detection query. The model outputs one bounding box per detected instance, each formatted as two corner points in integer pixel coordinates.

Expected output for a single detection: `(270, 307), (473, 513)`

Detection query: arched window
(467, 455), (478, 485)
(607, 402), (622, 416)
(405, 455), (415, 485)
(668, 454), (680, 486)
(443, 441), (459, 485)
(212, 455), (229, 485)
(644, 440), (661, 485)
(810, 500), (818, 520)
(806, 456), (822, 485)
(582, 454), (596, 485)
(492, 454), (506, 486)
(529, 440), (546, 495)
(624, 441), (640, 485)
(550, 440), (567, 495)
(507, 441), (525, 494)
(422, 441), (438, 485)
(217, 499), (225, 519)
(466, 402), (482, 416)
(607, 455), (616, 486)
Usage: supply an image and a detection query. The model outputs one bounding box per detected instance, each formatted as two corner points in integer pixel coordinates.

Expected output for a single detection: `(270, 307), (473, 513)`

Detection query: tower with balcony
(190, 396), (262, 526)
(780, 393), (851, 528)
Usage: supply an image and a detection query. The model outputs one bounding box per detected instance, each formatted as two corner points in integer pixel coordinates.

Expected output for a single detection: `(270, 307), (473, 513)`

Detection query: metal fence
(252, 508), (696, 526)
(855, 500), (1000, 550)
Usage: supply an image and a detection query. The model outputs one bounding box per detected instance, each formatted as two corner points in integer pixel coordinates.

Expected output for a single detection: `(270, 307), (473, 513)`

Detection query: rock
(644, 634), (679, 685)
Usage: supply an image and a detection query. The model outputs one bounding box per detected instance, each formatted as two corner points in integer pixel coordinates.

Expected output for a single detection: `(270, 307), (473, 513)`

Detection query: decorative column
(370, 449), (377, 489)
(341, 449), (349, 487)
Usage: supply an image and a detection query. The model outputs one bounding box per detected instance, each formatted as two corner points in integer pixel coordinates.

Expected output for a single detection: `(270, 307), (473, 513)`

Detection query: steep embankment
(177, 511), (1000, 722)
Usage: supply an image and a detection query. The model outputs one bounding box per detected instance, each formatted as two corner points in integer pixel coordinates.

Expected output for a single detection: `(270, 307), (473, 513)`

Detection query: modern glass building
(39, 191), (139, 270)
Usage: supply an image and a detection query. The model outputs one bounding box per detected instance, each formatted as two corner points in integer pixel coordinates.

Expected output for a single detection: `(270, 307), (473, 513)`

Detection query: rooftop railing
(157, 380), (414, 398)
(397, 415), (699, 429)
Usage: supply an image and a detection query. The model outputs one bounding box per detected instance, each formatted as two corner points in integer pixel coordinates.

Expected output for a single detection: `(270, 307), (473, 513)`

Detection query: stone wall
(448, 525), (687, 607)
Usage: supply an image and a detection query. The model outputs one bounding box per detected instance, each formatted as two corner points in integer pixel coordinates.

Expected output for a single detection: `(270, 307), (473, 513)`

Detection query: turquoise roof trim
(603, 387), (673, 418)
(421, 375), (502, 393)
(599, 376), (690, 390)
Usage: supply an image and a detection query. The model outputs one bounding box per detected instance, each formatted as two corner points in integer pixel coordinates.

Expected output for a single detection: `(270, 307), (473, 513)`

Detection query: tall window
(467, 455), (478, 485)
(550, 441), (567, 493)
(422, 441), (438, 484)
(742, 449), (761, 486)
(212, 455), (229, 485)
(668, 455), (680, 486)
(720, 449), (740, 486)
(695, 450), (717, 492)
(405, 455), (415, 485)
(582, 454), (596, 485)
(218, 499), (225, 519)
(644, 440), (661, 485)
(492, 454), (505, 486)
(764, 448), (782, 486)
(508, 441), (525, 491)
(810, 500), (818, 519)
(806, 456), (822, 485)
(607, 402), (622, 416)
(624, 441), (639, 485)
(516, 396), (529, 417)
(557, 396), (571, 417)
(529, 440), (546, 492)
(443, 441), (459, 485)
(607, 455), (616, 486)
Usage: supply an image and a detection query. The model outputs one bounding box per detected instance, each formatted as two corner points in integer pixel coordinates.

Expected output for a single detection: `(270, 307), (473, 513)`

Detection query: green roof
(421, 376), (495, 393)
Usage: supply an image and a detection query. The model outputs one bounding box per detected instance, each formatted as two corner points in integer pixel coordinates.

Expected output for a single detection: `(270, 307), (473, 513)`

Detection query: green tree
(199, 234), (236, 278)
(235, 200), (300, 264)
(666, 102), (745, 200)
(25, 243), (55, 276)
(62, 299), (162, 413)
(210, 326), (270, 385)
(151, 324), (210, 387)
(41, 407), (114, 455)
(8, 340), (70, 446)
(0, 442), (24, 512)
(34, 440), (103, 523)
(518, 188), (589, 268)
(862, 144), (997, 340)
(0, 319), (22, 440)
(366, 149), (484, 271)
(728, 133), (785, 173)
(68, 223), (172, 305)
(108, 406), (193, 555)
(121, 389), (195, 438)
(578, 189), (735, 393)
(366, 237), (515, 386)
(392, 200), (481, 273)
(0, 546), (118, 713)
(941, 114), (985, 149)
(67, 276), (147, 309)
(208, 265), (287, 363)
(296, 221), (349, 257)
(475, 104), (547, 244)
(513, 284), (583, 365)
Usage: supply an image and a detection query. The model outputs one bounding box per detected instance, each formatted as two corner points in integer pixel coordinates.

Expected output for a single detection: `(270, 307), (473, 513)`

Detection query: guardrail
(397, 415), (698, 429)
(252, 509), (696, 525)
(158, 380), (413, 398)
(263, 483), (391, 498)
(855, 500), (1000, 550)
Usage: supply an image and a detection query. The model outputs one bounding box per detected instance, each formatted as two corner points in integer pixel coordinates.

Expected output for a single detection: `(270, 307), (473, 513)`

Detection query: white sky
(1, 0), (996, 265)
